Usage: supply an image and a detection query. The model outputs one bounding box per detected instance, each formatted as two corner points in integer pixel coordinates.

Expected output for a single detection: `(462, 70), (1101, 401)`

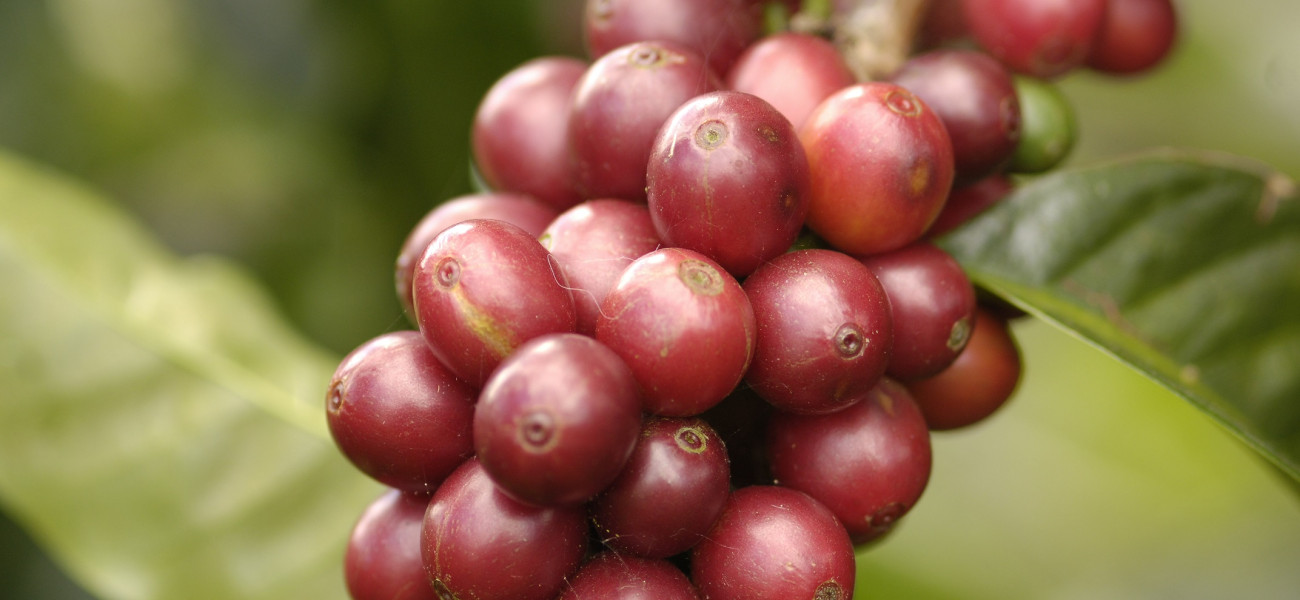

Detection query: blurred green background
(0, 0), (1297, 598)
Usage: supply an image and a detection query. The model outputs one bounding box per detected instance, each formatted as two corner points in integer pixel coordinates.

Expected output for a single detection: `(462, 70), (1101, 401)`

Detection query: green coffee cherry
(1008, 75), (1077, 174)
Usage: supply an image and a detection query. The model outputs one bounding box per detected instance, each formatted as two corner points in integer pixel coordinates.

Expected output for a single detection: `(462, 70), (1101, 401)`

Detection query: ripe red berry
(691, 486), (856, 600)
(647, 90), (811, 278)
(766, 379), (933, 544)
(412, 219), (576, 388)
(326, 331), (475, 494)
(800, 82), (955, 256)
(474, 333), (642, 507)
(421, 458), (588, 600)
(596, 248), (755, 416)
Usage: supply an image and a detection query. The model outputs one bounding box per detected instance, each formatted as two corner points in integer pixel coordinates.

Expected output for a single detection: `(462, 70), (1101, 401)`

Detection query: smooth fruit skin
(345, 490), (436, 600)
(799, 82), (955, 257)
(568, 41), (721, 202)
(471, 56), (587, 211)
(725, 32), (857, 129)
(590, 417), (732, 558)
(474, 333), (642, 507)
(584, 0), (761, 75)
(539, 199), (662, 336)
(326, 331), (475, 494)
(1008, 75), (1077, 174)
(925, 174), (1014, 238)
(558, 552), (701, 600)
(766, 379), (933, 544)
(1087, 0), (1179, 75)
(690, 486), (856, 600)
(907, 308), (1022, 430)
(412, 219), (576, 388)
(860, 242), (978, 381)
(596, 248), (756, 416)
(647, 90), (811, 278)
(742, 249), (894, 415)
(395, 193), (560, 322)
(961, 0), (1107, 79)
(890, 49), (1021, 183)
(421, 458), (589, 600)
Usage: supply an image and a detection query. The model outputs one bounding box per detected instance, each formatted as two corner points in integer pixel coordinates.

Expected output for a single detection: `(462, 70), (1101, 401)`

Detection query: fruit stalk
(796, 0), (932, 80)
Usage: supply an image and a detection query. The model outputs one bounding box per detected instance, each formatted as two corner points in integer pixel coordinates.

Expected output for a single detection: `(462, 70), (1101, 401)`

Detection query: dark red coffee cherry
(474, 333), (642, 507)
(925, 173), (1014, 238)
(596, 248), (755, 416)
(472, 56), (588, 211)
(568, 41), (721, 201)
(890, 49), (1021, 183)
(395, 193), (559, 322)
(742, 249), (893, 415)
(326, 331), (475, 494)
(412, 219), (576, 388)
(766, 378), (933, 544)
(584, 0), (761, 75)
(800, 81), (955, 256)
(591, 417), (731, 558)
(344, 489), (435, 600)
(908, 307), (1022, 430)
(691, 486), (856, 600)
(647, 90), (810, 278)
(1087, 0), (1179, 75)
(725, 32), (857, 129)
(859, 241), (977, 381)
(558, 552), (701, 600)
(421, 458), (588, 600)
(960, 0), (1107, 79)
(539, 198), (663, 335)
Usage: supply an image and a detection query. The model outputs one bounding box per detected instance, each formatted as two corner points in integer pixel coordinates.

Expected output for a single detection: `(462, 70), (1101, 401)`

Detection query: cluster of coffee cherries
(327, 1), (1178, 599)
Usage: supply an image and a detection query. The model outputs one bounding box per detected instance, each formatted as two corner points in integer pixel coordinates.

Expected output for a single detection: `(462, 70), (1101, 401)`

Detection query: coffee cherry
(568, 41), (721, 201)
(412, 219), (576, 388)
(742, 249), (894, 415)
(596, 247), (755, 416)
(583, 0), (761, 75)
(474, 333), (642, 507)
(1008, 75), (1077, 174)
(725, 32), (857, 129)
(471, 57), (588, 210)
(647, 90), (811, 278)
(344, 490), (435, 600)
(766, 379), (933, 544)
(591, 417), (731, 558)
(395, 193), (559, 322)
(800, 82), (955, 256)
(960, 0), (1107, 79)
(925, 174), (1014, 238)
(326, 331), (475, 494)
(860, 241), (978, 381)
(1087, 0), (1179, 75)
(691, 486), (856, 600)
(558, 552), (701, 600)
(908, 308), (1022, 430)
(890, 49), (1021, 183)
(421, 458), (588, 600)
(539, 198), (662, 336)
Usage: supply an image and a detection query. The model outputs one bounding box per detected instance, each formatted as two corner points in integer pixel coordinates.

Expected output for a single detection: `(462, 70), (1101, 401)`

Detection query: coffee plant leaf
(0, 151), (380, 600)
(942, 149), (1300, 482)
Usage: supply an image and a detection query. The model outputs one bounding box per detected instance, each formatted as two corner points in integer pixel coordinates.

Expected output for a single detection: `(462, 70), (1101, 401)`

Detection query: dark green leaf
(941, 150), (1300, 481)
(0, 151), (380, 600)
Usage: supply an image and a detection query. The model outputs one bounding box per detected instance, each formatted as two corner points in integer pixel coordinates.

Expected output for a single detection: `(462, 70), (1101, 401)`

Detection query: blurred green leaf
(941, 150), (1300, 481)
(0, 151), (379, 600)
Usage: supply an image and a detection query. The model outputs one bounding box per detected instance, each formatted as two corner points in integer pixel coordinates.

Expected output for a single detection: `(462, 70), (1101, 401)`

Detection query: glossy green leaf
(941, 150), (1300, 481)
(0, 151), (381, 600)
